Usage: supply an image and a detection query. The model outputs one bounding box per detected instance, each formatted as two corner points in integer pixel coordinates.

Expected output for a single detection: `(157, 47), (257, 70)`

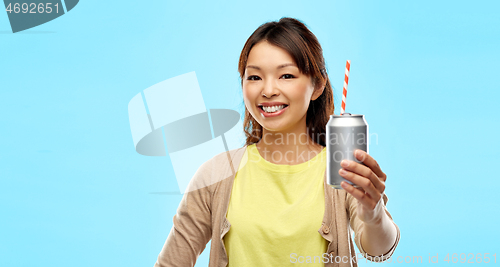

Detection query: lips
(260, 104), (286, 112)
(258, 101), (288, 107)
(258, 104), (289, 117)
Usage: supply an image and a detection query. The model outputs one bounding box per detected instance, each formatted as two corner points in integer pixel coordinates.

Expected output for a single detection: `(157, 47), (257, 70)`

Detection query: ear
(311, 79), (327, 101)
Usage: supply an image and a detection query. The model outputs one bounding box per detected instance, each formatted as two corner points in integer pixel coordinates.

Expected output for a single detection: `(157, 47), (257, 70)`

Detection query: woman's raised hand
(338, 149), (387, 223)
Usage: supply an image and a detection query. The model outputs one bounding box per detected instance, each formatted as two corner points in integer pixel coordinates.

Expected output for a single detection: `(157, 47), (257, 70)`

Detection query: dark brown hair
(238, 17), (334, 147)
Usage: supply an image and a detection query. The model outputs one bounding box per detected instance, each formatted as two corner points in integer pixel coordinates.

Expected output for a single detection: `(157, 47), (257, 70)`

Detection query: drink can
(326, 113), (369, 189)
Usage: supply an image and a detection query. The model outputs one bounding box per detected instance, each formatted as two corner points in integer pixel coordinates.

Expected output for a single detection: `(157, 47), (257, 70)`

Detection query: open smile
(258, 104), (289, 117)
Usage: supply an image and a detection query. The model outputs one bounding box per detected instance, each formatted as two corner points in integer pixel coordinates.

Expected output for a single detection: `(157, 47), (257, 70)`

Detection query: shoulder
(184, 145), (247, 193)
(207, 145), (248, 173)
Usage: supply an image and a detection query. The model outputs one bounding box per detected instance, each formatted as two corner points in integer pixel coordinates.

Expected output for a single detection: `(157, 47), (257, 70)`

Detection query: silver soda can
(326, 113), (368, 189)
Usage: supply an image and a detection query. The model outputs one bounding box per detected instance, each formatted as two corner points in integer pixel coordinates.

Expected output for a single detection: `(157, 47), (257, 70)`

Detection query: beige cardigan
(154, 145), (400, 267)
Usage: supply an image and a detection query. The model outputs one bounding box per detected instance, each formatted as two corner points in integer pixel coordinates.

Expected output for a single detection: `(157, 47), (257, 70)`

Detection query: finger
(340, 160), (385, 193)
(339, 168), (381, 201)
(341, 181), (377, 209)
(354, 150), (387, 182)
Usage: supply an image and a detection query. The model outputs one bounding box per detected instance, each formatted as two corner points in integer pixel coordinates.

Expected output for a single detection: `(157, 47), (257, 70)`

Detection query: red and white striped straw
(340, 60), (351, 115)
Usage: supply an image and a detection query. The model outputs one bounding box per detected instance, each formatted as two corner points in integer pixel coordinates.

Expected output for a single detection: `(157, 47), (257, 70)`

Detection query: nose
(261, 78), (280, 98)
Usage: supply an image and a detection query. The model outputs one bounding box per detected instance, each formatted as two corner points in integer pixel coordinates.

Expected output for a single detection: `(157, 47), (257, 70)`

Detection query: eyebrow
(246, 63), (297, 70)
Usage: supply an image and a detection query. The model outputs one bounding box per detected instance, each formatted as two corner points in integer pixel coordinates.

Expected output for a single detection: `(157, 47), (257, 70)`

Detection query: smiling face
(243, 41), (323, 133)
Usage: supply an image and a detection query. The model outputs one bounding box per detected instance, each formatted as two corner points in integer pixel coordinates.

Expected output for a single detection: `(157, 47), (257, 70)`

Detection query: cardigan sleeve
(154, 158), (215, 267)
(346, 192), (401, 262)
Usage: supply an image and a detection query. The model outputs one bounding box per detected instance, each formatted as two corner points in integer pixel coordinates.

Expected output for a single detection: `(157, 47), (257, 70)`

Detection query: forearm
(360, 211), (398, 256)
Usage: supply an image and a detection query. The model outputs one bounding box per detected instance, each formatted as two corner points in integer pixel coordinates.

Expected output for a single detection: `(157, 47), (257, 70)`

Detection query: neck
(255, 120), (324, 165)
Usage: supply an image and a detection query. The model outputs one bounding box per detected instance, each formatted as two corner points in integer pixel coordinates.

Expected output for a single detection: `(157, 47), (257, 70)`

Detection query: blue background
(1, 0), (499, 266)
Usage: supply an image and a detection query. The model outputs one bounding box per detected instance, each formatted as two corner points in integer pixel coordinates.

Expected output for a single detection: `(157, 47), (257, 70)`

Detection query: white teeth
(262, 105), (286, 113)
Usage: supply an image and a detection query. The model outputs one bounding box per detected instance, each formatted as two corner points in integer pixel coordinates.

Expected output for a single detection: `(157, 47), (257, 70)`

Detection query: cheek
(242, 85), (254, 109)
(300, 82), (316, 102)
(291, 83), (314, 105)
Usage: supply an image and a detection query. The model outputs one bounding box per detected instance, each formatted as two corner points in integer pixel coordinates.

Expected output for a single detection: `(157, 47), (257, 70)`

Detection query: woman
(154, 17), (400, 267)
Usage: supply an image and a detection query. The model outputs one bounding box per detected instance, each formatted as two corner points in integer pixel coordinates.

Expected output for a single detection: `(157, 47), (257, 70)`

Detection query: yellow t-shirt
(224, 144), (329, 266)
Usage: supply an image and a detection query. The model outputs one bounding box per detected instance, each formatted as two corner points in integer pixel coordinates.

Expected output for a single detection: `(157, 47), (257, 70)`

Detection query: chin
(260, 123), (290, 132)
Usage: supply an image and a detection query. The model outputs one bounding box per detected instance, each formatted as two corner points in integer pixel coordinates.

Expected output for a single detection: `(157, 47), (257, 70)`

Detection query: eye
(281, 74), (295, 79)
(247, 75), (261, 81)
